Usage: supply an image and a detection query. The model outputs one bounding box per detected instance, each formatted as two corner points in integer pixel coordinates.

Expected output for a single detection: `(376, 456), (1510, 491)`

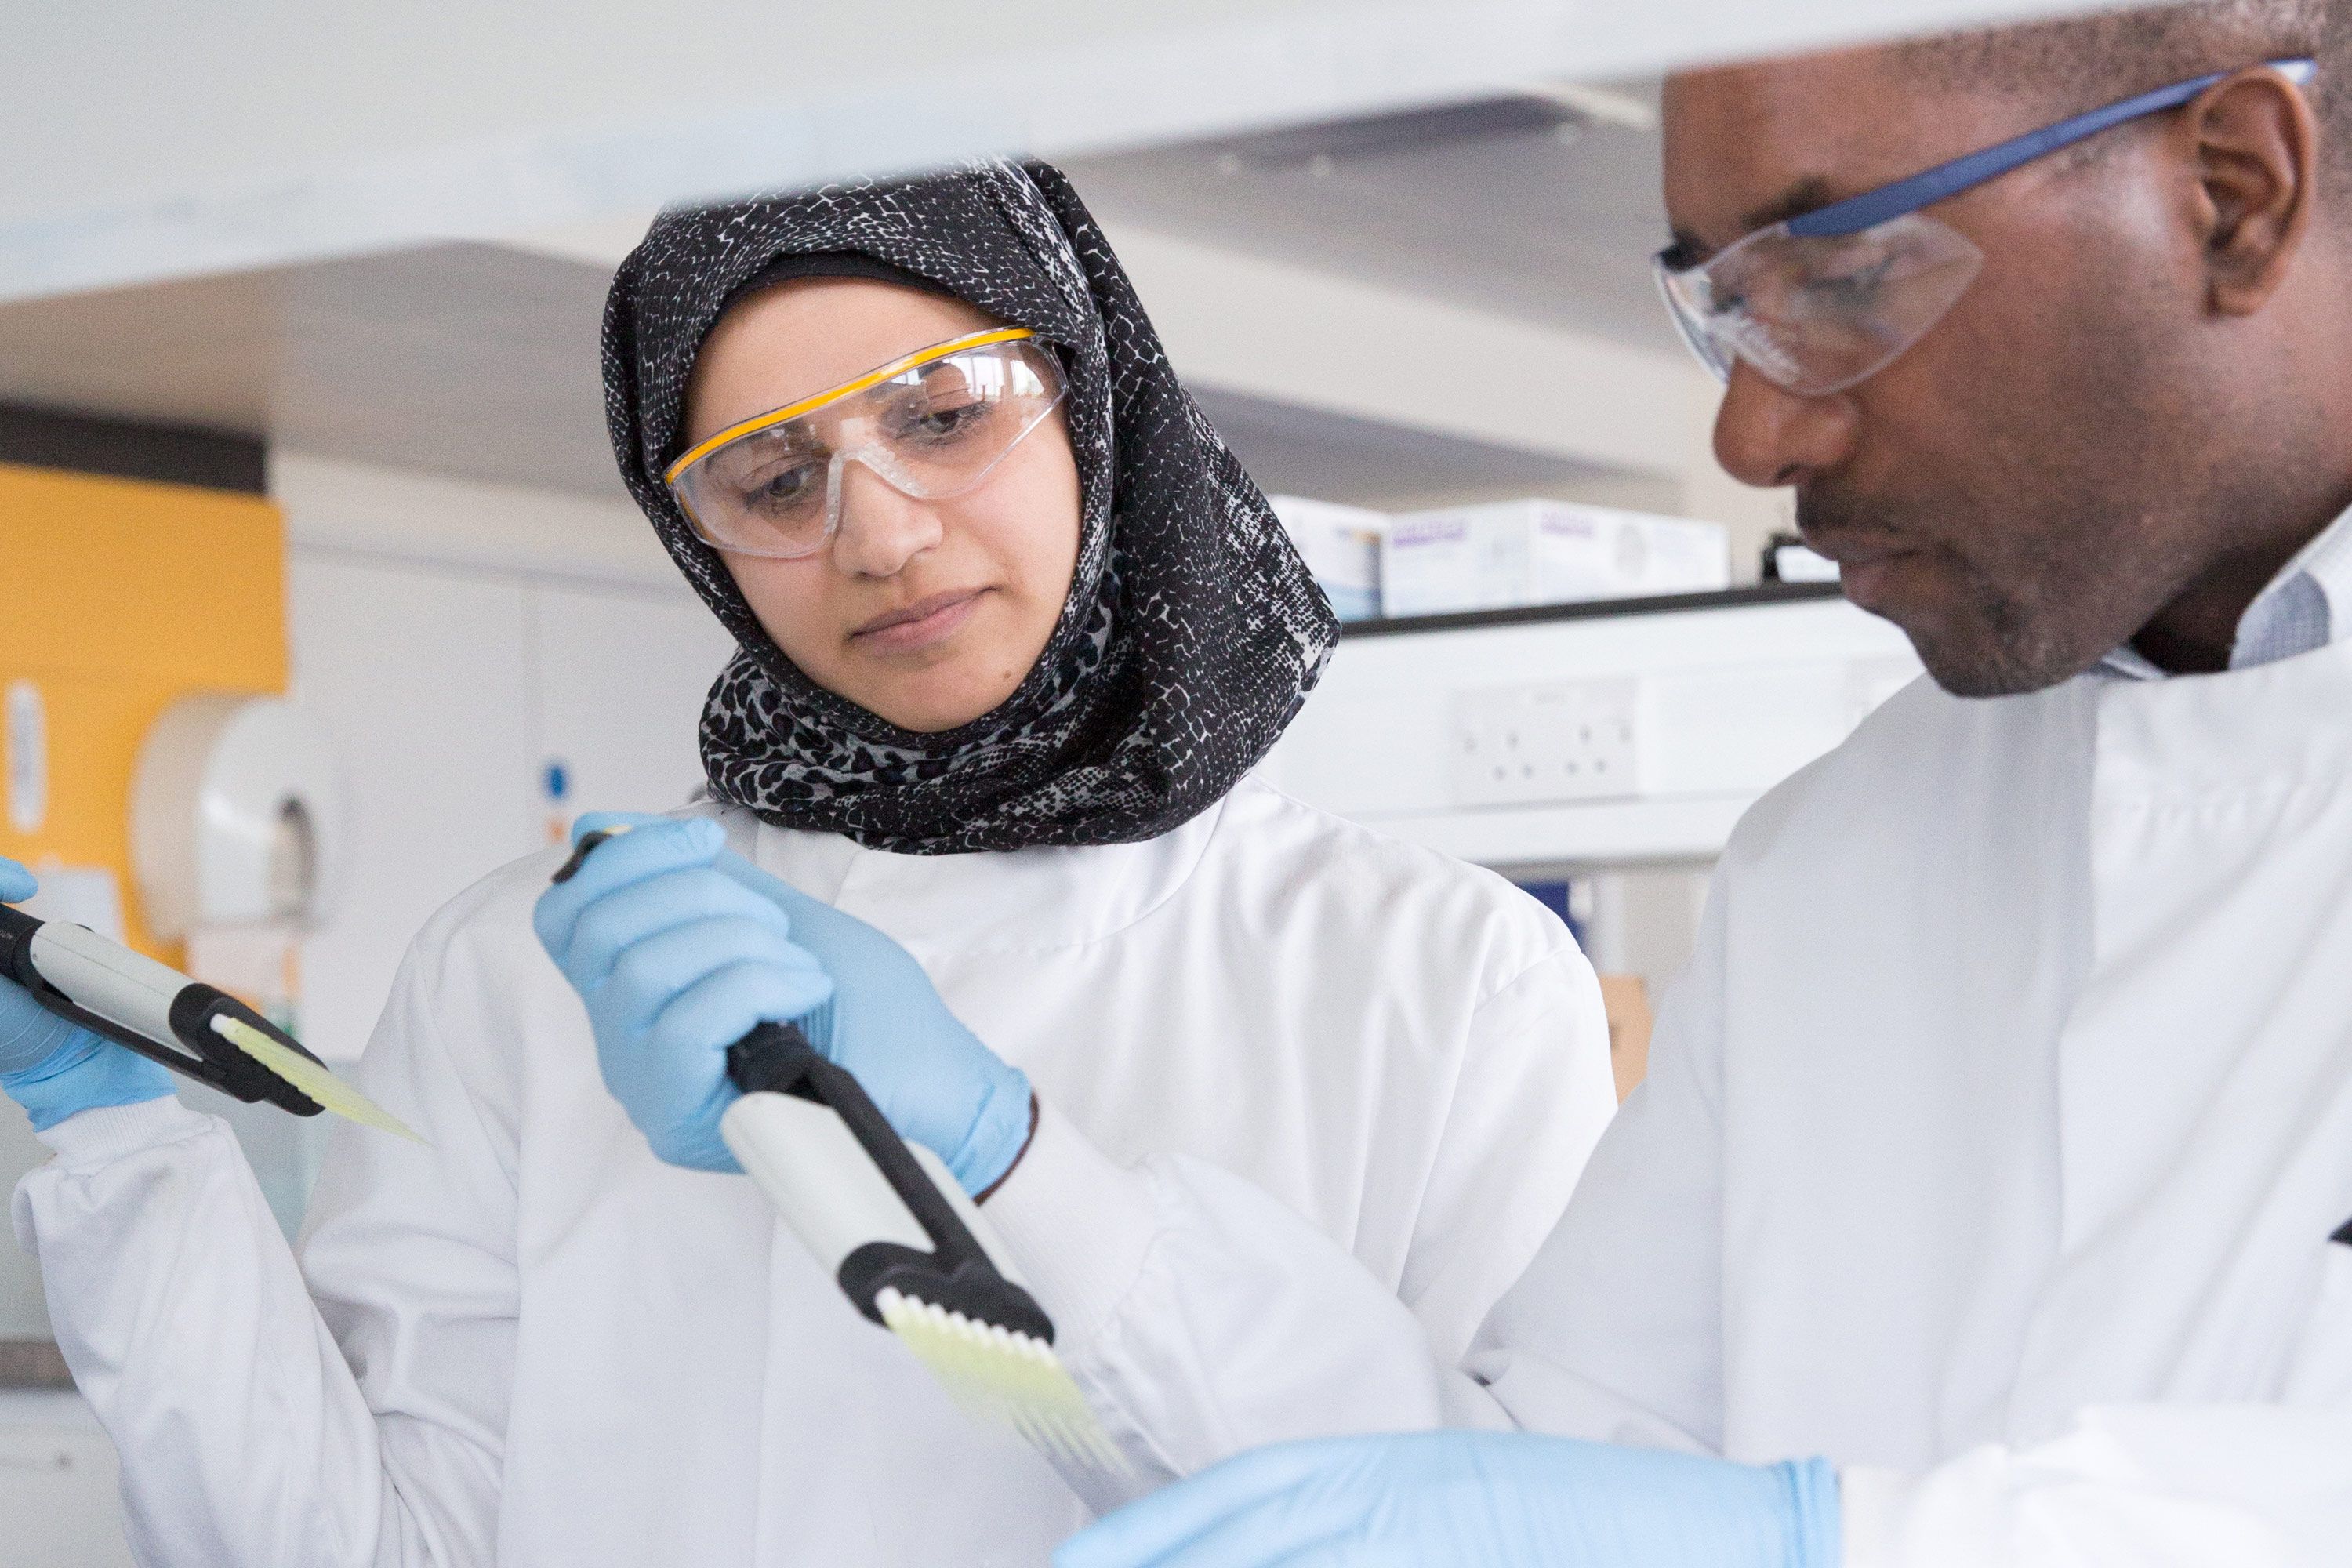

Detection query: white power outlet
(1450, 678), (1641, 807)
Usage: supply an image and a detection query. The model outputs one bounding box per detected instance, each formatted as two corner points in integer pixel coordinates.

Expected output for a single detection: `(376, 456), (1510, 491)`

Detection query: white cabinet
(288, 557), (542, 1063)
(532, 585), (735, 832)
(287, 557), (735, 1063)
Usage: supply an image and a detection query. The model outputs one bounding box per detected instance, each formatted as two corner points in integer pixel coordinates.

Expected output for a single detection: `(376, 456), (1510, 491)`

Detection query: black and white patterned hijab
(601, 158), (1338, 855)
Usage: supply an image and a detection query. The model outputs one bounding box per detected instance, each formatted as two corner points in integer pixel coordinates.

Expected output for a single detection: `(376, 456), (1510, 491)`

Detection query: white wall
(1263, 593), (1916, 866)
(274, 454), (737, 1062)
(1259, 593), (1917, 1000)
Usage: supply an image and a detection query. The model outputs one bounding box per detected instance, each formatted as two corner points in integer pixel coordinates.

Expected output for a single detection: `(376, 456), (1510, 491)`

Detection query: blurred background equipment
(1272, 496), (1389, 622)
(132, 692), (343, 1031)
(1381, 501), (1730, 618)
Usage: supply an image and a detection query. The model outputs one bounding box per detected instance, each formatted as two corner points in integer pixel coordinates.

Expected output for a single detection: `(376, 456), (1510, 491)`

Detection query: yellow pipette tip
(876, 1287), (1129, 1475)
(210, 1014), (430, 1145)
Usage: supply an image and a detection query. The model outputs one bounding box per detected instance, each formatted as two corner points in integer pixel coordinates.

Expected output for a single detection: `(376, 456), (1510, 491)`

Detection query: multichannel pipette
(721, 1021), (1123, 1473)
(554, 829), (1125, 1475)
(0, 903), (423, 1142)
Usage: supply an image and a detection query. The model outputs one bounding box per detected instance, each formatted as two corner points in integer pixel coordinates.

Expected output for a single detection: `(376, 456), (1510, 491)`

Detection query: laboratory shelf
(0, 1340), (71, 1391)
(1360, 794), (1757, 874)
(1341, 581), (1844, 640)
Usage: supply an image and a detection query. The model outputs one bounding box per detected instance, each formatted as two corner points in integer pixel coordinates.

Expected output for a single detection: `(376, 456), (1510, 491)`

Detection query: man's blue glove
(531, 815), (1034, 1195)
(1055, 1431), (1841, 1568)
(0, 857), (176, 1132)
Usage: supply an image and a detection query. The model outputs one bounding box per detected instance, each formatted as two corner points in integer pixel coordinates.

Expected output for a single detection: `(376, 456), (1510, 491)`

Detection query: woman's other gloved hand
(532, 816), (1034, 1196)
(1055, 1430), (1842, 1568)
(1, 858), (176, 1131)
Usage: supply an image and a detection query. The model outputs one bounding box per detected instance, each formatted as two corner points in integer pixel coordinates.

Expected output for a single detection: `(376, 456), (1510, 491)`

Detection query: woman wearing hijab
(5, 161), (1614, 1567)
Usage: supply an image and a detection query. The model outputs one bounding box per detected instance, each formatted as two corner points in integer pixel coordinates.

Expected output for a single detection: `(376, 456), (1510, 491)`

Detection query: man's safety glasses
(665, 328), (1068, 560)
(1653, 58), (2318, 397)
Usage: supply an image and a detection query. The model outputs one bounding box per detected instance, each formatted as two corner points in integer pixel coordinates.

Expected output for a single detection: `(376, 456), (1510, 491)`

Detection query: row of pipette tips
(877, 1286), (1130, 1475)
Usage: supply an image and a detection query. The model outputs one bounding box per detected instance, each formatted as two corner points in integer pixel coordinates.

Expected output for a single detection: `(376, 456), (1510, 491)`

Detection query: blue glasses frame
(1655, 56), (2320, 394)
(1784, 56), (2318, 240)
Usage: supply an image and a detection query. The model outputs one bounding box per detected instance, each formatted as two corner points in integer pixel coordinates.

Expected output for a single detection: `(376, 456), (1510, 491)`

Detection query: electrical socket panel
(1450, 677), (1642, 807)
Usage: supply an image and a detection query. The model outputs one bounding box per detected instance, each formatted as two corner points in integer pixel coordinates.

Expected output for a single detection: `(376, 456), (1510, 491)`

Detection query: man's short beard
(1908, 559), (2086, 696)
(1795, 283), (2212, 700)
(1797, 489), (2127, 699)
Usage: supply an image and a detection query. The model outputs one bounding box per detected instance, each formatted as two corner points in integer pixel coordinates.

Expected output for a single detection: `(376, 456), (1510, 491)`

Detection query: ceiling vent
(1224, 95), (1589, 172)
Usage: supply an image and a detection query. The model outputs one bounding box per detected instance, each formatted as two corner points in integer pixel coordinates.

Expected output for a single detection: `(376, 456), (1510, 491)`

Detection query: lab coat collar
(2090, 614), (2352, 795)
(716, 789), (1232, 955)
(2099, 499), (2352, 680)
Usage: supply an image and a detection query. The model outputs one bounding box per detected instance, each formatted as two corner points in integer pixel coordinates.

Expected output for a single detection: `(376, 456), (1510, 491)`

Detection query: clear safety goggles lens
(665, 329), (1067, 561)
(1653, 212), (1984, 397)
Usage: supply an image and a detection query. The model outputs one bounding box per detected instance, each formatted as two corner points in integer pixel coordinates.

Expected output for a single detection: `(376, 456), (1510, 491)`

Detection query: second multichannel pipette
(0, 902), (422, 1142)
(554, 829), (1125, 1475)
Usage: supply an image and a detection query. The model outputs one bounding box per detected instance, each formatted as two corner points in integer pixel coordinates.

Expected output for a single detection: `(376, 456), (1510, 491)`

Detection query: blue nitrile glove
(0, 858), (176, 1131)
(1055, 1431), (1841, 1568)
(532, 815), (1035, 1195)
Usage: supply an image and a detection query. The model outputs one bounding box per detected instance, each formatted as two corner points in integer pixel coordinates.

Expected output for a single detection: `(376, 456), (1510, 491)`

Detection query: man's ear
(2180, 63), (2319, 314)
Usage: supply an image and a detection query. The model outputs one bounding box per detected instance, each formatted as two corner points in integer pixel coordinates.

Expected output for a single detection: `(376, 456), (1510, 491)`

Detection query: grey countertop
(0, 1339), (73, 1391)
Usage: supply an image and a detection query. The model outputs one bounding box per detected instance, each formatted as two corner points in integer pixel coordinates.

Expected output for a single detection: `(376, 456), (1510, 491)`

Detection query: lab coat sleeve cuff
(1838, 1453), (2012, 1568)
(979, 1100), (1159, 1345)
(34, 1097), (212, 1167)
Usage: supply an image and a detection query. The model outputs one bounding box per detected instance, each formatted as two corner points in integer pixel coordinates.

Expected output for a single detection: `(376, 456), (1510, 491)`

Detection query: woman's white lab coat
(978, 641), (2352, 1565)
(12, 775), (1614, 1567)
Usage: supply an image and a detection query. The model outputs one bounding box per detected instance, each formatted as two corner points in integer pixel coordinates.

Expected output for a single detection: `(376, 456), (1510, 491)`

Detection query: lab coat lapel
(2009, 637), (2352, 1432)
(1718, 677), (2100, 1469)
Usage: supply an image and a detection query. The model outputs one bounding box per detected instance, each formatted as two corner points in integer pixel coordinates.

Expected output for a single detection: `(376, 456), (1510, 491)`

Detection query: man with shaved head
(990, 4), (2352, 1565)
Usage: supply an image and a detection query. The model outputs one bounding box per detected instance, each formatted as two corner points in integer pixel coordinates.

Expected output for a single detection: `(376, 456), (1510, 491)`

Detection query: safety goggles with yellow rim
(665, 328), (1069, 560)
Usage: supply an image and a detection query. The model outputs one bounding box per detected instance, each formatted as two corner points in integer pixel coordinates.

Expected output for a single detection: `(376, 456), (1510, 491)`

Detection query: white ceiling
(0, 244), (622, 495)
(2, 0), (2109, 304)
(1066, 85), (1677, 354)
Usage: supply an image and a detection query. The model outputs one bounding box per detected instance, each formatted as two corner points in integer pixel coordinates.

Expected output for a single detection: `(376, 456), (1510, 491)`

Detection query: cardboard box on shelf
(1270, 495), (1388, 622)
(1380, 508), (1527, 616)
(1382, 499), (1732, 618)
(1598, 974), (1653, 1102)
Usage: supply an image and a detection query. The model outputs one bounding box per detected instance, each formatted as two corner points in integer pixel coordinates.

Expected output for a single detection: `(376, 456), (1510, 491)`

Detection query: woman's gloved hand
(1054, 1430), (1842, 1568)
(1, 858), (176, 1131)
(532, 815), (1034, 1195)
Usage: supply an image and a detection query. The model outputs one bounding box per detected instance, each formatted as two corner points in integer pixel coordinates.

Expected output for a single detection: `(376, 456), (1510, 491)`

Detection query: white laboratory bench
(1261, 584), (1920, 875)
(0, 1386), (131, 1567)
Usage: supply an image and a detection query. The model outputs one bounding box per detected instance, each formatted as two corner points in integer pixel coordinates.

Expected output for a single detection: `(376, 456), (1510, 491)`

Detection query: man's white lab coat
(11, 776), (1615, 1567)
(982, 643), (2352, 1565)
